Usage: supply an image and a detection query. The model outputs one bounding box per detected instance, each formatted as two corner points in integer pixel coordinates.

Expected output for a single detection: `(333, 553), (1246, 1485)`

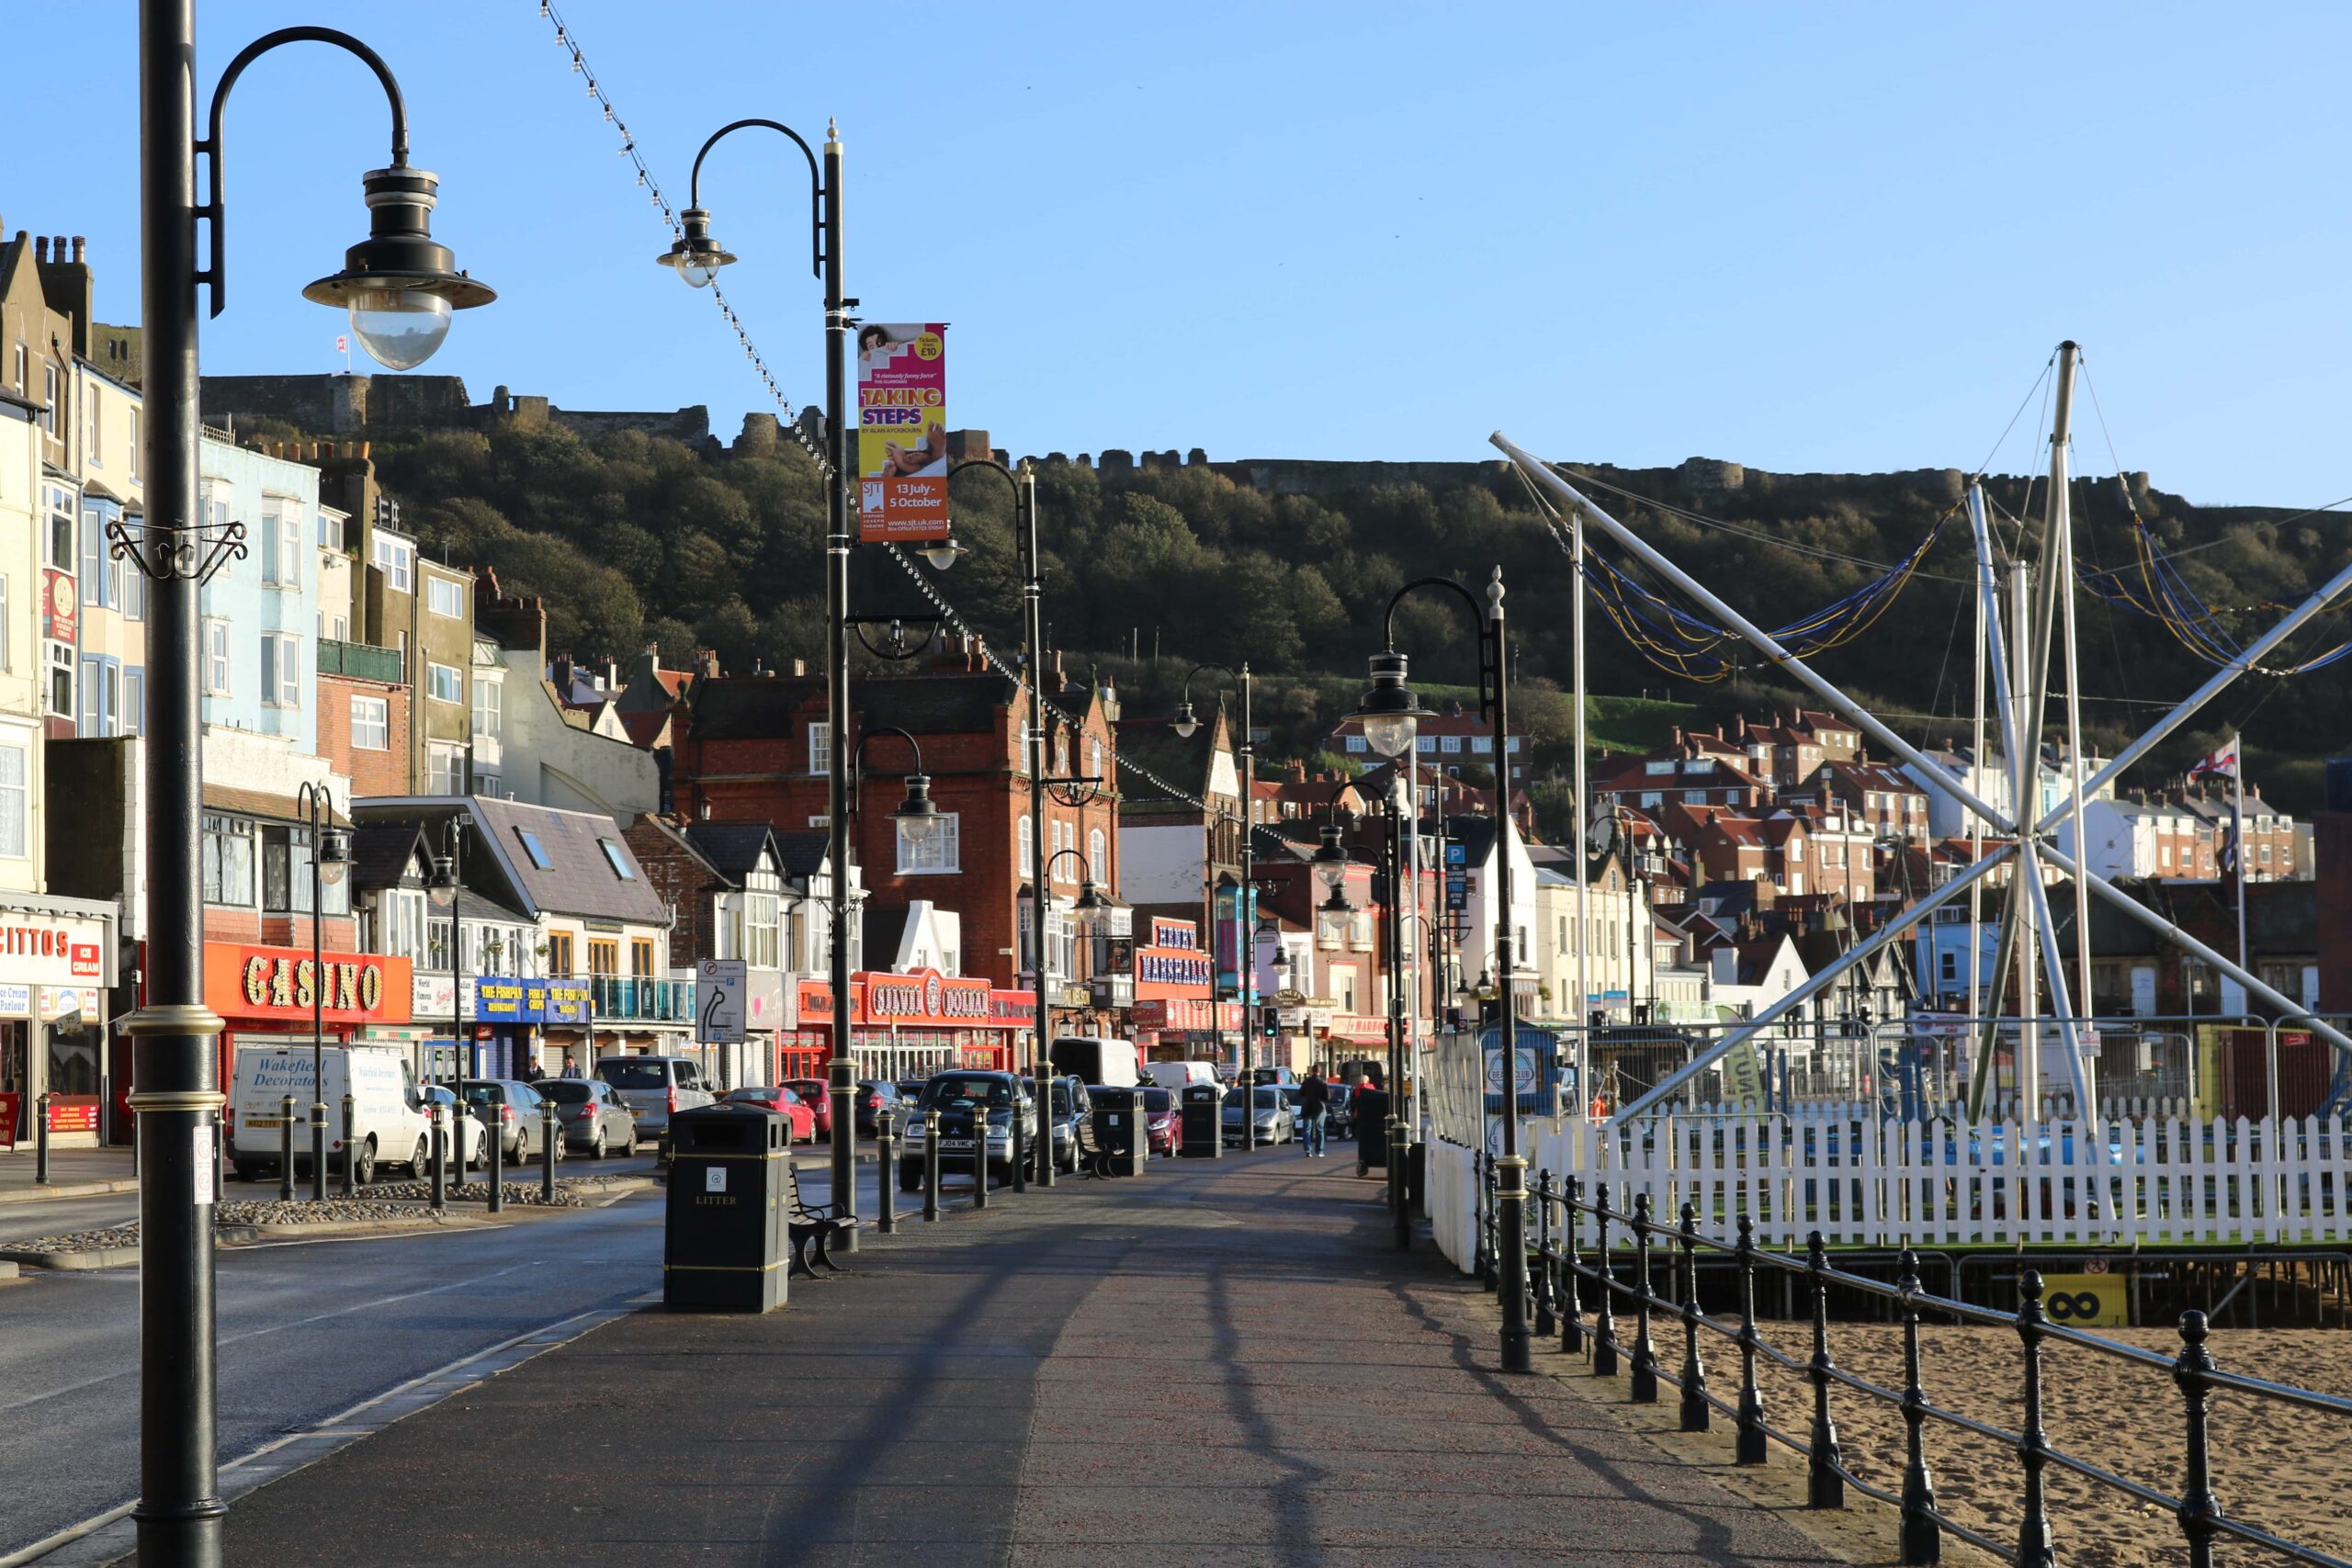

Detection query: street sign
(697, 959), (747, 1043)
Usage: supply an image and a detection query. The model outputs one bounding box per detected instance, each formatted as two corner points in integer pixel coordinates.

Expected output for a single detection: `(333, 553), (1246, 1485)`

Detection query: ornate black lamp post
(295, 784), (349, 1202)
(1350, 569), (1525, 1366)
(1172, 665), (1258, 1141)
(127, 18), (491, 1558)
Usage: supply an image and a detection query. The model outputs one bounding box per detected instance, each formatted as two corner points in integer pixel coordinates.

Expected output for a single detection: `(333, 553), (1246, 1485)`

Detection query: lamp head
(1347, 649), (1430, 759)
(654, 206), (736, 289)
(1170, 699), (1199, 739)
(1311, 822), (1349, 897)
(893, 773), (939, 843)
(920, 534), (966, 571)
(317, 824), (352, 888)
(427, 851), (458, 910)
(302, 165), (495, 370)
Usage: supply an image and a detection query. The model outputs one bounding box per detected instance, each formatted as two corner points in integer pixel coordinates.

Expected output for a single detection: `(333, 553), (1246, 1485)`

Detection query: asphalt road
(0, 1158), (887, 1559)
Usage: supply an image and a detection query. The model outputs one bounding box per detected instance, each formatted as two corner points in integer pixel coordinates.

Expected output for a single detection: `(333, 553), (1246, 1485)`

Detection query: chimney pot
(71, 236), (85, 263)
(33, 237), (48, 262)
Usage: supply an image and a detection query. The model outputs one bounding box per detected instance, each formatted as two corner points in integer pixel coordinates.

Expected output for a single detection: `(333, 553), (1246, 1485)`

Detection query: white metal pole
(2011, 564), (2041, 1119)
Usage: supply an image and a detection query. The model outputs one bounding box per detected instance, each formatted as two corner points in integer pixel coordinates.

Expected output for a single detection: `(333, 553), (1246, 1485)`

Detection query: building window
(587, 939), (619, 976)
(317, 511), (342, 550)
(47, 487), (74, 571)
(123, 669), (142, 736)
(1089, 827), (1105, 880)
(351, 694), (390, 751)
(80, 509), (104, 606)
(1091, 738), (1103, 779)
(630, 937), (656, 976)
(128, 409), (140, 481)
(546, 931), (573, 976)
(1344, 734), (1367, 754)
(426, 576), (466, 619)
(808, 720), (830, 775)
(472, 772), (500, 798)
(427, 743), (465, 795)
(0, 577), (11, 671)
(80, 657), (118, 736)
(40, 365), (57, 434)
(372, 535), (413, 592)
(1018, 816), (1034, 878)
(426, 661), (462, 705)
(743, 893), (779, 968)
(10, 344), (23, 394)
(261, 502), (300, 589)
(47, 643), (73, 718)
(1440, 734), (1461, 754)
(599, 839), (637, 880)
(262, 824), (345, 914)
(897, 812), (960, 874)
(201, 814), (255, 906)
(515, 829), (553, 869)
(259, 633), (300, 707)
(470, 678), (501, 739)
(0, 746), (24, 858)
(203, 619), (231, 695)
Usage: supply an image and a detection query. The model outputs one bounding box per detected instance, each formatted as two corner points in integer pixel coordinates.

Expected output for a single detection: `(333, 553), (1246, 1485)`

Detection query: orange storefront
(775, 967), (1037, 1084)
(201, 942), (415, 1079)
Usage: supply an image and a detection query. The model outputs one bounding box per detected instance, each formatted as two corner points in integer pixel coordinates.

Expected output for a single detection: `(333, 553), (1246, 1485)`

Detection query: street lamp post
(427, 817), (467, 1188)
(1039, 849), (1110, 1174)
(130, 17), (491, 1558)
(1172, 665), (1256, 1143)
(1349, 569), (1526, 1368)
(944, 457), (1098, 1188)
(845, 725), (945, 1180)
(658, 114), (858, 1247)
(295, 784), (350, 1202)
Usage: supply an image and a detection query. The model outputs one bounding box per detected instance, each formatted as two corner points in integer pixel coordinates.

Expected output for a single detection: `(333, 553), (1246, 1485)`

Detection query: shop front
(780, 969), (1037, 1084)
(1132, 918), (1214, 1063)
(0, 899), (115, 1150)
(199, 942), (414, 1093)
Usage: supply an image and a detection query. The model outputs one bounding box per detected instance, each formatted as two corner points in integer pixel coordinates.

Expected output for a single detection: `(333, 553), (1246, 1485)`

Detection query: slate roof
(353, 797), (668, 925)
(684, 821), (777, 881)
(775, 830), (831, 881)
(864, 905), (910, 969)
(205, 783), (351, 826)
(351, 823), (426, 892)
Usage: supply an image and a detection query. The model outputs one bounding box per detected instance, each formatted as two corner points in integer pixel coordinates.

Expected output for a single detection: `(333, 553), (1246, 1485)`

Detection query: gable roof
(774, 830), (831, 881)
(684, 821), (778, 881)
(354, 797), (669, 925)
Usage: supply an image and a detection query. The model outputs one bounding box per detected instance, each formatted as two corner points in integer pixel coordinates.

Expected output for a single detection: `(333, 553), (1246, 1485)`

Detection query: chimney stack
(33, 238), (47, 262)
(71, 236), (85, 263)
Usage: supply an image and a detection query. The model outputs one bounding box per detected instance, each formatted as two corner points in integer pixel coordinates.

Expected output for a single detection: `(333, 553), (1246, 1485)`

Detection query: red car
(1141, 1086), (1180, 1157)
(781, 1077), (833, 1141)
(719, 1085), (818, 1144)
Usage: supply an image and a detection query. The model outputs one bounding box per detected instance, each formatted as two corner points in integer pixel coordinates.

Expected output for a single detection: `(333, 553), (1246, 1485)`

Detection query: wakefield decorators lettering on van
(204, 942), (414, 1026)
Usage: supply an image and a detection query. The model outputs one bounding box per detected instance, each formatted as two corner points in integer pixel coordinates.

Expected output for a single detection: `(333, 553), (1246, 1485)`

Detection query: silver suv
(594, 1055), (716, 1139)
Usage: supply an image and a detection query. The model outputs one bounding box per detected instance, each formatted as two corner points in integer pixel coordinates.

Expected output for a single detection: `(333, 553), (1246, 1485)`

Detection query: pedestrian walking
(1298, 1072), (1329, 1157)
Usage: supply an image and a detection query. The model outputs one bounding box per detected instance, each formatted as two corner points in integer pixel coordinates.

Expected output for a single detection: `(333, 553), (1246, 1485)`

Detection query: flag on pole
(335, 333), (348, 354)
(2189, 737), (2239, 779)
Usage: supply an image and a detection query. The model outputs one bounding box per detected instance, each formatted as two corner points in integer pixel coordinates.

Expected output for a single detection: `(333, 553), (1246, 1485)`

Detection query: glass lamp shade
(1170, 700), (1199, 739)
(1360, 713), (1417, 760)
(348, 288), (452, 371)
(1311, 825), (1349, 895)
(895, 773), (939, 842)
(673, 253), (722, 288)
(920, 535), (965, 570)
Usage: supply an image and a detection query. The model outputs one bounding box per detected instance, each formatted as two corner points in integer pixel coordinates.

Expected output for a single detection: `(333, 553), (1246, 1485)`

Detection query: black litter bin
(1179, 1083), (1223, 1158)
(664, 1103), (790, 1313)
(1091, 1087), (1147, 1176)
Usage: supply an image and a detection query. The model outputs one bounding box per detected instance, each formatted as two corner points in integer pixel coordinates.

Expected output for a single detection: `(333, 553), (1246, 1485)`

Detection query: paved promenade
(182, 1148), (1844, 1566)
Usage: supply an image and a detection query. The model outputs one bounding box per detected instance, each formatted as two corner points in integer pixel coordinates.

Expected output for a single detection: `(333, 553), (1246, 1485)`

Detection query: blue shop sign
(465, 976), (594, 1026)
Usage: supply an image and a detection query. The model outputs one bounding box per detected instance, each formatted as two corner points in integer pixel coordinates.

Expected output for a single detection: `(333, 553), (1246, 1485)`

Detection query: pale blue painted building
(196, 436), (324, 752)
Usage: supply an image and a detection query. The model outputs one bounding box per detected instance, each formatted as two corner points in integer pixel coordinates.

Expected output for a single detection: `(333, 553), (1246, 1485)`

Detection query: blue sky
(8, 3), (2348, 504)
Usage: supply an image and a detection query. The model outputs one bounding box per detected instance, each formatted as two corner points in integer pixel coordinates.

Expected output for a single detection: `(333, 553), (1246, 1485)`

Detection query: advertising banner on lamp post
(856, 321), (950, 542)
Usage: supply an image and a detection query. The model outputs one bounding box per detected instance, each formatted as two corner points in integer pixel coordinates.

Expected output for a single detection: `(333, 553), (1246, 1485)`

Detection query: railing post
(2173, 1310), (2221, 1568)
(1533, 1169), (1555, 1337)
(429, 1101), (447, 1213)
(1736, 1213), (1768, 1465)
(1896, 1247), (1939, 1565)
(1805, 1230), (1845, 1509)
(486, 1103), (504, 1213)
(539, 1098), (557, 1204)
(1679, 1201), (1711, 1433)
(278, 1092), (296, 1201)
(33, 1090), (51, 1185)
(1559, 1174), (1585, 1354)
(341, 1093), (357, 1197)
(1475, 1150), (1495, 1290)
(1631, 1192), (1661, 1403)
(2014, 1269), (2054, 1567)
(876, 1110), (899, 1235)
(1592, 1186), (1620, 1378)
(923, 1108), (943, 1223)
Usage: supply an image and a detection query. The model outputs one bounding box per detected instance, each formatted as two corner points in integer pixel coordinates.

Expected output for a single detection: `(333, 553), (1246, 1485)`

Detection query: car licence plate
(628, 1107), (645, 1118)
(942, 1137), (975, 1150)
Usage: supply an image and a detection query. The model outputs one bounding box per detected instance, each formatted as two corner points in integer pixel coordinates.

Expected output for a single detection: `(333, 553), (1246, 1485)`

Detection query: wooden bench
(785, 1160), (854, 1278)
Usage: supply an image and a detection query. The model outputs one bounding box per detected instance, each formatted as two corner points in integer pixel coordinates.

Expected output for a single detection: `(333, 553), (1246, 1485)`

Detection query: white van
(228, 1043), (478, 1185)
(1145, 1060), (1218, 1092)
(1047, 1035), (1140, 1089)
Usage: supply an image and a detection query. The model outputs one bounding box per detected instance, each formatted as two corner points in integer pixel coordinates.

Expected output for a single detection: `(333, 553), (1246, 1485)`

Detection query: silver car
(1221, 1086), (1296, 1146)
(534, 1078), (639, 1158)
(594, 1055), (716, 1139)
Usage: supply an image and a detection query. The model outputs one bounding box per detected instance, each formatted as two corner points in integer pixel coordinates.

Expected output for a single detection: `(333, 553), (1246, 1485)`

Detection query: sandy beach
(1655, 1320), (2352, 1567)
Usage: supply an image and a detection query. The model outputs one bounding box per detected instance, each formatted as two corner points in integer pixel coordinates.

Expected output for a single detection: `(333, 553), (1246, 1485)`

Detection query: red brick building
(318, 665), (413, 800)
(672, 651), (1121, 996)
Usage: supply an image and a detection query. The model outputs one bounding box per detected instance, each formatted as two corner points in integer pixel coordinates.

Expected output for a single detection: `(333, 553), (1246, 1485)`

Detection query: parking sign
(697, 959), (747, 1043)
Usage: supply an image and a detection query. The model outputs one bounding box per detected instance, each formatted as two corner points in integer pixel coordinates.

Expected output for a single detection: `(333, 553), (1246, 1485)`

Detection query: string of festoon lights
(535, 0), (831, 475)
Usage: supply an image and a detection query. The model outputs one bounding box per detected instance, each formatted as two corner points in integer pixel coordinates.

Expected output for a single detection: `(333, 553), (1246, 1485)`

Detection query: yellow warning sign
(2039, 1273), (2128, 1327)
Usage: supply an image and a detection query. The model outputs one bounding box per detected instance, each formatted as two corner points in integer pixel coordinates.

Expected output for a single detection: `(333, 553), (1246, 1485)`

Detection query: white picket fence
(1435, 1111), (2352, 1264)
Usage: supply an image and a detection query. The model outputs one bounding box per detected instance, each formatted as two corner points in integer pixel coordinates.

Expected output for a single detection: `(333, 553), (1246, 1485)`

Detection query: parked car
(1024, 1076), (1092, 1172)
(898, 1070), (1037, 1190)
(1140, 1086), (1180, 1157)
(781, 1077), (835, 1140)
(854, 1078), (908, 1138)
(719, 1085), (819, 1143)
(534, 1077), (639, 1157)
(895, 1077), (928, 1104)
(594, 1055), (717, 1142)
(1250, 1066), (1299, 1089)
(459, 1078), (563, 1163)
(1145, 1060), (1218, 1092)
(1223, 1086), (1296, 1146)
(416, 1086), (496, 1171)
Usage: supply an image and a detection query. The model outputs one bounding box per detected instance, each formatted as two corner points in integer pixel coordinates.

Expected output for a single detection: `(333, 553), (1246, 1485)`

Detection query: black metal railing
(1504, 1163), (2352, 1568)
